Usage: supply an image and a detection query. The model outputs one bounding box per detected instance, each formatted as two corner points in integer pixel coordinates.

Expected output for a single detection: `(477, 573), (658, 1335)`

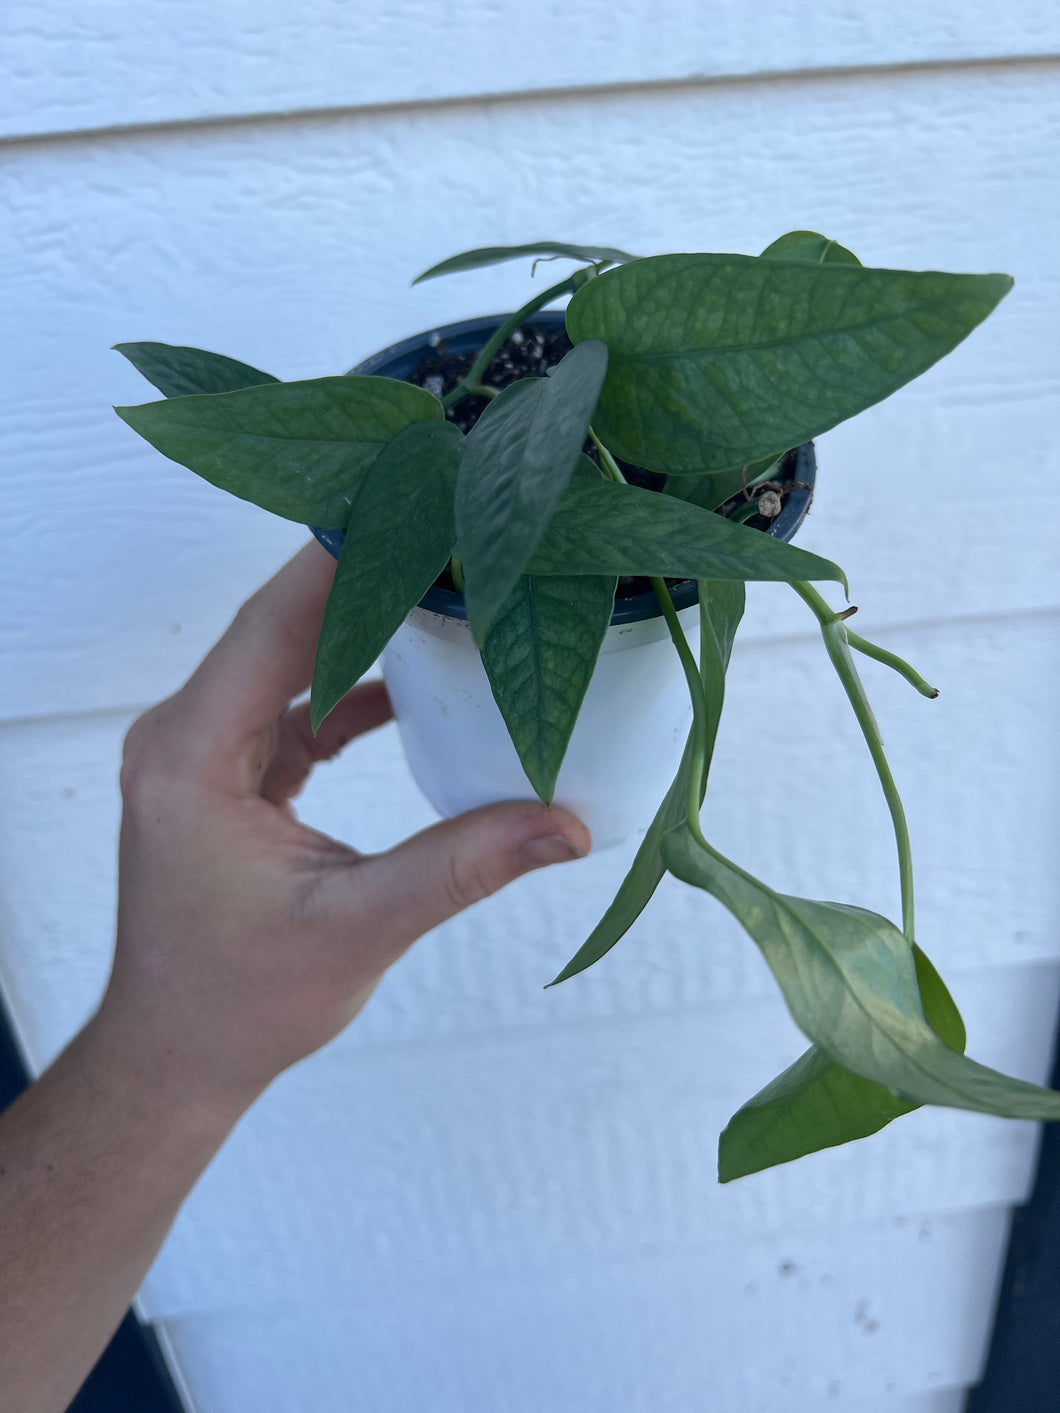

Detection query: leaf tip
(717, 1123), (763, 1183)
(534, 777), (558, 809)
(716, 1137), (740, 1184)
(308, 691), (331, 737)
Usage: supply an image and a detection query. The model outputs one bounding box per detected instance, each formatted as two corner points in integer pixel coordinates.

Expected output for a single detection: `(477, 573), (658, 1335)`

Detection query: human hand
(93, 541), (590, 1118)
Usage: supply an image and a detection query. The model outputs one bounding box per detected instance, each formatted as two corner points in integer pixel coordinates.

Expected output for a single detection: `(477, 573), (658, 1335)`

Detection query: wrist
(77, 1002), (260, 1145)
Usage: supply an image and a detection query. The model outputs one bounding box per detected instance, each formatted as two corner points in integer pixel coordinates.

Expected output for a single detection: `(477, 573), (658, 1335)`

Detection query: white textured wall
(2, 6), (1059, 1410)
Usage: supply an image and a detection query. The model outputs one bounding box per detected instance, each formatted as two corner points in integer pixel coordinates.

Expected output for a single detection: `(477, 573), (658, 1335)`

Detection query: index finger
(181, 539), (338, 751)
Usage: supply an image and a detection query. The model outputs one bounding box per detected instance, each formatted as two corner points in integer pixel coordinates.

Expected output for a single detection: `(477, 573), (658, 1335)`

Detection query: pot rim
(310, 311), (816, 626)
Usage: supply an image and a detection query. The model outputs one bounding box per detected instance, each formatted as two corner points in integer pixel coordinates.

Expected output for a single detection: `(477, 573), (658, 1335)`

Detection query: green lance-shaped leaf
(718, 945), (967, 1180)
(479, 453), (614, 803)
(659, 232), (854, 505)
(114, 342), (279, 398)
(116, 376), (442, 527)
(413, 242), (639, 284)
(481, 573), (616, 806)
(549, 581), (745, 985)
(661, 824), (1060, 1123)
(310, 419), (463, 731)
(565, 252), (1012, 473)
(528, 478), (845, 588)
(760, 231), (862, 266)
(691, 235), (858, 519)
(726, 234), (860, 524)
(456, 341), (609, 642)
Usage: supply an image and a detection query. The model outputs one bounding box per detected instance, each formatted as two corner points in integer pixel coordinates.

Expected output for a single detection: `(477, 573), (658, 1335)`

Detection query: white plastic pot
(382, 594), (701, 851)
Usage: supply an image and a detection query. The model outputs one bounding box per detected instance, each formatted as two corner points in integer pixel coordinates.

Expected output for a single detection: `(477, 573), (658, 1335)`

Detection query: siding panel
(3, 0), (1058, 141)
(137, 966), (1054, 1322)
(154, 1205), (1006, 1410)
(1, 614), (1054, 1068)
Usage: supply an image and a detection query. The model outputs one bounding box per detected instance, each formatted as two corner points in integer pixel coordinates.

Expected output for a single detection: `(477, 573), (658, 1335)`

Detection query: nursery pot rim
(310, 310), (816, 625)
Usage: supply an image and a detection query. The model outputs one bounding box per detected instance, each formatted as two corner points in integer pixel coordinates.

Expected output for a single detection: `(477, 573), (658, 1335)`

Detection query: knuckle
(233, 587), (284, 644)
(120, 714), (151, 788)
(233, 592), (264, 631)
(232, 590), (299, 662)
(441, 851), (496, 913)
(119, 705), (170, 798)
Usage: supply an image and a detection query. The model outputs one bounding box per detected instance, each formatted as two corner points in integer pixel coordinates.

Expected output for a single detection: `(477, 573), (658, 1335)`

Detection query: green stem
(441, 274), (577, 411)
(791, 581), (917, 944)
(727, 499), (761, 525)
(589, 427), (712, 830)
(650, 576), (712, 829)
(845, 629), (939, 699)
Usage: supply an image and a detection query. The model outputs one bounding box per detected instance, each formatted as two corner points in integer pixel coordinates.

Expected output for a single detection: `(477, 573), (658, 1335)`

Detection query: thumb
(357, 800), (591, 948)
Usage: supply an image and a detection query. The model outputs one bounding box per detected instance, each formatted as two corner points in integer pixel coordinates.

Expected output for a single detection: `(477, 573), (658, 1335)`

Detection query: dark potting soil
(409, 321), (803, 600)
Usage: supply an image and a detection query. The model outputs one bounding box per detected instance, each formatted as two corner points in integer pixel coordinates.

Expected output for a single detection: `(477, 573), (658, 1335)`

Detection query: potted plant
(314, 306), (817, 852)
(113, 233), (1060, 1182)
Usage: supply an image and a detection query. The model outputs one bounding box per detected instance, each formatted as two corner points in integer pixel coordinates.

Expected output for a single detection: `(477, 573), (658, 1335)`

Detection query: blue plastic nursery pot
(310, 311), (817, 621)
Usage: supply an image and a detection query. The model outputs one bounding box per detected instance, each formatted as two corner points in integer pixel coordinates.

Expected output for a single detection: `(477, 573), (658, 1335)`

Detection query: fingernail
(518, 834), (587, 870)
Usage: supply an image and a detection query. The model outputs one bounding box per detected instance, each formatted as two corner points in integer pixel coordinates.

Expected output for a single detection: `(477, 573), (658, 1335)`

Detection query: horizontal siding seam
(2, 50), (1058, 152)
(1, 604), (1056, 731)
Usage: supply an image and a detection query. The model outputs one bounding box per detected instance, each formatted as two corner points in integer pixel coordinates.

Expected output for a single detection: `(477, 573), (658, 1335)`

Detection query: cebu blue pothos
(115, 233), (1057, 1184)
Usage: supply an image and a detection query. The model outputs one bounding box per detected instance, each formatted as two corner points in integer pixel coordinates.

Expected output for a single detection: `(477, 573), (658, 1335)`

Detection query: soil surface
(408, 320), (804, 599)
